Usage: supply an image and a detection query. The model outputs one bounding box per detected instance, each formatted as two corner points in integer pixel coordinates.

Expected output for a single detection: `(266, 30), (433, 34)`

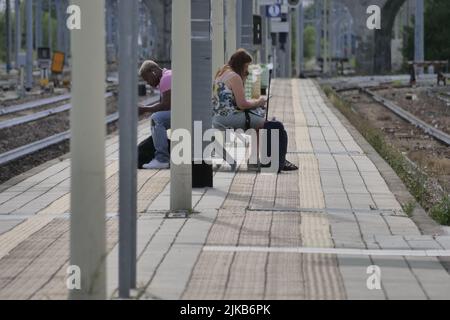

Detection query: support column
(240, 0), (253, 52)
(261, 8), (269, 64)
(315, 0), (321, 61)
(64, 0), (70, 65)
(236, 0), (242, 49)
(171, 0), (192, 211)
(25, 0), (33, 90)
(106, 0), (113, 63)
(55, 0), (63, 52)
(225, 0), (237, 60)
(323, 0), (329, 74)
(192, 0), (213, 188)
(414, 0), (424, 74)
(212, 0), (225, 78)
(6, 0), (12, 73)
(118, 0), (138, 299)
(287, 9), (292, 77)
(48, 0), (52, 51)
(15, 0), (21, 69)
(35, 0), (43, 48)
(70, 0), (106, 300)
(296, 2), (304, 77)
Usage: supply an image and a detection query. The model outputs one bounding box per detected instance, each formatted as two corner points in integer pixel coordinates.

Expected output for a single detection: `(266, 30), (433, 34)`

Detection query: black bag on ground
(262, 121), (288, 173)
(137, 136), (171, 169)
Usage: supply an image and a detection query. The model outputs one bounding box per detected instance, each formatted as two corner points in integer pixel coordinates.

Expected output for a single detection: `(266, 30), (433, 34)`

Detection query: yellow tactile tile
(297, 154), (325, 209)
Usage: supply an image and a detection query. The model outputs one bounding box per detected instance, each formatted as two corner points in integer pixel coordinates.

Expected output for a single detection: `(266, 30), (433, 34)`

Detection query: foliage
(403, 0), (450, 63)
(0, 9), (58, 63)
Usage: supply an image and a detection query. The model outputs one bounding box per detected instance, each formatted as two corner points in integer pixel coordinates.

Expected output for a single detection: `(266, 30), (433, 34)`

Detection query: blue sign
(266, 5), (281, 18)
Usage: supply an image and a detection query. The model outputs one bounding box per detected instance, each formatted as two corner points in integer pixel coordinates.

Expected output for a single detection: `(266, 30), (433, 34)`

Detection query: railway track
(0, 95), (159, 167)
(360, 88), (450, 146)
(0, 94), (71, 116)
(0, 92), (114, 130)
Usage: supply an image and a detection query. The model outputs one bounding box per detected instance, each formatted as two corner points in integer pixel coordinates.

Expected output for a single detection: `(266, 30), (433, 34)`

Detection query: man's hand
(138, 105), (151, 116)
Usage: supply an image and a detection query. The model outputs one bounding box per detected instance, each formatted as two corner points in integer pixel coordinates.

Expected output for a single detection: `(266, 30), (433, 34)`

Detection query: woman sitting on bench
(212, 49), (267, 132)
(212, 49), (298, 172)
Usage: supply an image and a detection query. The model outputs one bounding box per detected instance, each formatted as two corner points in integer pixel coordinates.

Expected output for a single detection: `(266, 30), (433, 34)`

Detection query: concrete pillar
(212, 0), (225, 78)
(414, 0), (424, 74)
(118, 0), (138, 298)
(25, 0), (33, 90)
(15, 0), (21, 69)
(225, 0), (237, 60)
(171, 0), (192, 212)
(70, 0), (106, 300)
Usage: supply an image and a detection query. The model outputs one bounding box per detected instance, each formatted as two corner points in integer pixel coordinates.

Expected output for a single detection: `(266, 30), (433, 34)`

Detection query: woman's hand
(255, 96), (267, 107)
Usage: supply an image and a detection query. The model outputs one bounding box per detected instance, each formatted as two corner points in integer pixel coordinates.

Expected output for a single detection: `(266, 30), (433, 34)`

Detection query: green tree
(403, 0), (450, 63)
(304, 25), (315, 60)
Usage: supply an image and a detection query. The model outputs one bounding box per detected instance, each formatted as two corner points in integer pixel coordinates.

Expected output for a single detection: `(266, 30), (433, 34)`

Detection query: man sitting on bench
(138, 61), (172, 170)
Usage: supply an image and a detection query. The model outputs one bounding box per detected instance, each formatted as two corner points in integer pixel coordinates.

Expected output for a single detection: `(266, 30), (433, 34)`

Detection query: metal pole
(48, 0), (52, 51)
(171, 0), (192, 212)
(287, 9), (292, 77)
(35, 0), (43, 48)
(106, 0), (113, 45)
(225, 0), (237, 60)
(414, 0), (424, 74)
(315, 0), (321, 61)
(235, 0), (242, 49)
(6, 0), (12, 73)
(25, 0), (33, 90)
(323, 0), (328, 74)
(328, 0), (334, 73)
(192, 0), (213, 188)
(70, 0), (106, 300)
(261, 9), (269, 64)
(15, 0), (21, 69)
(212, 0), (225, 79)
(296, 1), (304, 77)
(55, 0), (63, 51)
(64, 0), (70, 65)
(118, 0), (138, 298)
(240, 0), (253, 52)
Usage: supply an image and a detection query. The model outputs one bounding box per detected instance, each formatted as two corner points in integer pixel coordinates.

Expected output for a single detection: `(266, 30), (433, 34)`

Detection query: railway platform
(0, 79), (449, 300)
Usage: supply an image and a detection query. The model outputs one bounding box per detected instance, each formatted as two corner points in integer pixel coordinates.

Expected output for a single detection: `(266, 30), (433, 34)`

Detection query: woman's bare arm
(228, 75), (266, 111)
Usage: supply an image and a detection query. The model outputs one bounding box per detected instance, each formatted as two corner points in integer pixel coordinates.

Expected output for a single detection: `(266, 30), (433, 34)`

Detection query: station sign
(271, 21), (289, 33)
(258, 0), (283, 5)
(266, 4), (281, 18)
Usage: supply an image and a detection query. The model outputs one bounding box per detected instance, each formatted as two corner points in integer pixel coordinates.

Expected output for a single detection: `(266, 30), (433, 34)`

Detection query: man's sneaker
(143, 159), (170, 170)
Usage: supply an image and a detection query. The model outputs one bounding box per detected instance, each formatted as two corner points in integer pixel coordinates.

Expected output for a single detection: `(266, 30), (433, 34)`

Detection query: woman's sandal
(283, 160), (299, 172)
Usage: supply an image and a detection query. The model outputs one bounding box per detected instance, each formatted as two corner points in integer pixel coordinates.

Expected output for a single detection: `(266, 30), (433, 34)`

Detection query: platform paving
(0, 79), (449, 300)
